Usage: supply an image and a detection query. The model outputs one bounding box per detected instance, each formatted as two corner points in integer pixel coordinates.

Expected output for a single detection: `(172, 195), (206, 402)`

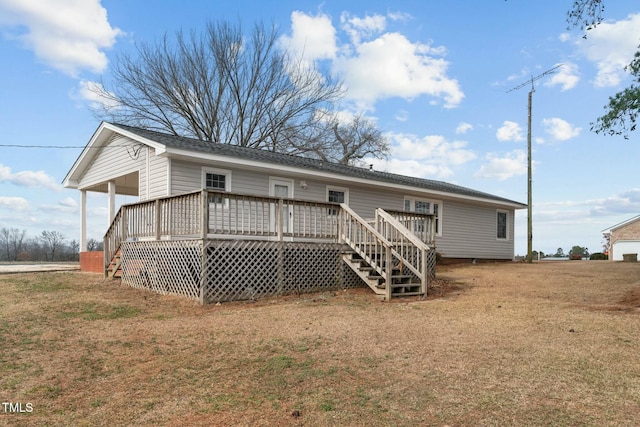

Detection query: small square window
(204, 171), (229, 204)
(327, 189), (346, 215)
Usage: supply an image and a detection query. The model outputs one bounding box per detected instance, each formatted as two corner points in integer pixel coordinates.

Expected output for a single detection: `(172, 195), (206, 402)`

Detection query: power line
(0, 144), (134, 149)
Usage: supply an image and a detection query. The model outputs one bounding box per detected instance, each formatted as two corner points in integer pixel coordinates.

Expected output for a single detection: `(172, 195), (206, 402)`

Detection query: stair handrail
(375, 208), (431, 294)
(339, 203), (394, 300)
(103, 205), (126, 275)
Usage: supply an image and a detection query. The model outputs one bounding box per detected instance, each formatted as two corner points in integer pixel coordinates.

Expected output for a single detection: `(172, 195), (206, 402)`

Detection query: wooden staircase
(342, 251), (424, 298)
(106, 247), (122, 278)
(339, 204), (432, 300)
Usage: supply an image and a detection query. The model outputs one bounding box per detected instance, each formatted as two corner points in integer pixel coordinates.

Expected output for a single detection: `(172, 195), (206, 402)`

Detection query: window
(404, 197), (441, 235)
(327, 187), (348, 215)
(202, 167), (231, 204)
(205, 173), (225, 191)
(497, 210), (508, 239)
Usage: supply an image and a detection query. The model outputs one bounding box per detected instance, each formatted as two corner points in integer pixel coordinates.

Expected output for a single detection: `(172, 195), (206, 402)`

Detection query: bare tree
(281, 113), (389, 165)
(0, 228), (27, 261)
(93, 20), (347, 153)
(86, 238), (104, 252)
(39, 230), (66, 262)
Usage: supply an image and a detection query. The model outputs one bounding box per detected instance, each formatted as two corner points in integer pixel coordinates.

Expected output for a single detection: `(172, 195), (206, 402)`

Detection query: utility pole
(507, 64), (562, 263)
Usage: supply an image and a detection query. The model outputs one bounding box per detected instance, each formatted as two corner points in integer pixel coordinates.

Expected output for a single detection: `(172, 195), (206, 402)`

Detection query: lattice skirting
(119, 239), (363, 303)
(202, 240), (362, 303)
(120, 240), (203, 300)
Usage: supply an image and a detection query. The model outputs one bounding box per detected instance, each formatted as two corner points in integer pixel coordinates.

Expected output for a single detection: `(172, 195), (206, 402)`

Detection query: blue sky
(0, 0), (639, 256)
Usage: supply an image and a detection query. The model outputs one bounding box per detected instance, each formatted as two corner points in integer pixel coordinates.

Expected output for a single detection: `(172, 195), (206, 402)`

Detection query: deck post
(155, 199), (161, 240)
(385, 247), (392, 301)
(201, 190), (208, 239)
(421, 247), (428, 295)
(337, 205), (344, 243)
(277, 198), (283, 241)
(121, 206), (127, 242)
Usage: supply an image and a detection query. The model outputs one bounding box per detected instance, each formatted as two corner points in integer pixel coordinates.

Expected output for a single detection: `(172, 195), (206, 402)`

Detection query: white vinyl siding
(434, 201), (514, 259)
(79, 135), (145, 190)
(167, 160), (515, 260)
(147, 151), (169, 199)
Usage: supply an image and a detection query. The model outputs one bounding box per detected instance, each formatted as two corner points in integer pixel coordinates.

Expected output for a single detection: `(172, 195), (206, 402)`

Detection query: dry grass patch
(1, 262), (639, 426)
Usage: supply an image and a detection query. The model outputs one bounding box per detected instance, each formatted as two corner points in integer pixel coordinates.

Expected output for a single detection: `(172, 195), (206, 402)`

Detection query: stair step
(391, 291), (423, 297)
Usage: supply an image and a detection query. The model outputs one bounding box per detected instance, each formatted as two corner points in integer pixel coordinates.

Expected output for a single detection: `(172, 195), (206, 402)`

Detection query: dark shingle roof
(113, 123), (525, 207)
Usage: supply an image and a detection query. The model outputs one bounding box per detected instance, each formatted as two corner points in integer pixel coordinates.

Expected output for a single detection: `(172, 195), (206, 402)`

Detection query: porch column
(108, 180), (116, 225)
(80, 189), (87, 252)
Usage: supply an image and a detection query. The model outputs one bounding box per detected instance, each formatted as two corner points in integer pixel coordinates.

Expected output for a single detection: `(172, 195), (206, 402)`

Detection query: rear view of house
(63, 122), (526, 302)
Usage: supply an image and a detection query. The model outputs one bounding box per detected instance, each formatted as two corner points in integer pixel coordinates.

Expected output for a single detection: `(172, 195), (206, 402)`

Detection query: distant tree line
(532, 245), (608, 260)
(0, 228), (103, 262)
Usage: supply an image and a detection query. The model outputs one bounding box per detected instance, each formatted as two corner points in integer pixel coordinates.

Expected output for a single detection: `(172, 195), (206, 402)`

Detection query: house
(604, 215), (640, 261)
(63, 122), (526, 302)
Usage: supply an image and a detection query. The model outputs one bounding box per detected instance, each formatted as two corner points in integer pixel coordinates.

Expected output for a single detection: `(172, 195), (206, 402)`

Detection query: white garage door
(612, 240), (640, 261)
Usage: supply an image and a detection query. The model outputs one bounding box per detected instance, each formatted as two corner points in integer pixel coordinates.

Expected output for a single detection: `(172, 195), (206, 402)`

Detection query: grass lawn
(1, 261), (639, 426)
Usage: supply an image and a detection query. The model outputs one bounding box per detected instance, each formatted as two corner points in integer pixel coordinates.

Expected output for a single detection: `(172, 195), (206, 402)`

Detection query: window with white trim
(202, 167), (231, 205)
(404, 197), (442, 236)
(327, 187), (348, 215)
(497, 210), (508, 240)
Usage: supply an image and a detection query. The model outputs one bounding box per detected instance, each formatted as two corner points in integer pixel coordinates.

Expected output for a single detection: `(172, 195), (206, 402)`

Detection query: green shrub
(589, 252), (608, 260)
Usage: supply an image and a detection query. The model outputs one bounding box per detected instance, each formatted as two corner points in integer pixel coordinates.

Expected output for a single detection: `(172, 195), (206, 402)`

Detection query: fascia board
(164, 146), (527, 210)
(608, 215), (640, 232)
(63, 121), (111, 188)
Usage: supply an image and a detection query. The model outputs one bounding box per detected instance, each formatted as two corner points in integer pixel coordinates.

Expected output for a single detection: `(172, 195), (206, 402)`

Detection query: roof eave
(164, 146), (526, 209)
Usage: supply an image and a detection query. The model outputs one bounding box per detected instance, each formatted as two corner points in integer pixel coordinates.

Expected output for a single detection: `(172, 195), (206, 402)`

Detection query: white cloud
(0, 196), (30, 212)
(544, 62), (580, 91)
(455, 122), (473, 134)
(367, 132), (476, 179)
(542, 117), (581, 141)
(535, 189), (640, 220)
(0, 0), (122, 76)
(575, 13), (640, 87)
(72, 80), (119, 110)
(340, 12), (387, 44)
(496, 121), (524, 142)
(474, 150), (527, 181)
(0, 163), (61, 191)
(38, 197), (78, 214)
(394, 109), (409, 122)
(280, 11), (337, 61)
(282, 11), (464, 111)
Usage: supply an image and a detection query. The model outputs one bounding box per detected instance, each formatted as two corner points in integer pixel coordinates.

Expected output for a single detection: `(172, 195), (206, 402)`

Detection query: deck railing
(382, 209), (436, 246)
(103, 190), (437, 277)
(374, 208), (432, 295)
(339, 204), (394, 300)
(104, 190), (342, 271)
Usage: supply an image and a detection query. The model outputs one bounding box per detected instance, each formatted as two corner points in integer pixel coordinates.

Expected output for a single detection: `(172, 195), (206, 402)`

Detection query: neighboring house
(63, 122), (526, 302)
(604, 215), (640, 261)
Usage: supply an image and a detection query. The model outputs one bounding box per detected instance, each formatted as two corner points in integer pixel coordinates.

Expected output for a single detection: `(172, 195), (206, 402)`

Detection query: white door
(269, 178), (293, 237)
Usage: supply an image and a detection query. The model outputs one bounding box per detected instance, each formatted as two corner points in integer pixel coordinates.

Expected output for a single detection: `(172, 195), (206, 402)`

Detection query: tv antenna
(507, 64), (562, 263)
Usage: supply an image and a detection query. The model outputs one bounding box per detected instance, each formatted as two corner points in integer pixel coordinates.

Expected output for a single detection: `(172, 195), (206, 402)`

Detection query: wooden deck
(104, 190), (437, 302)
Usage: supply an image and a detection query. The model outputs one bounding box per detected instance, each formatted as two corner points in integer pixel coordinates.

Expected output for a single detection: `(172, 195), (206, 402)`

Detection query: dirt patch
(621, 287), (640, 308)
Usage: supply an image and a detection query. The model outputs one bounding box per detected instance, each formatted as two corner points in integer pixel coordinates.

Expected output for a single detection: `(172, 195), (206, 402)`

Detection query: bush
(590, 252), (608, 260)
